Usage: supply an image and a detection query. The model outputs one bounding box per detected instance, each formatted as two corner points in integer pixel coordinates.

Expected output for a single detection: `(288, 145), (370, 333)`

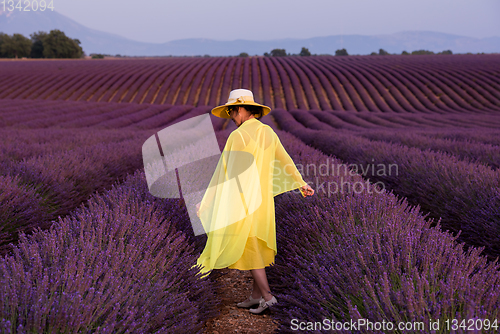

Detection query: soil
(203, 268), (280, 333)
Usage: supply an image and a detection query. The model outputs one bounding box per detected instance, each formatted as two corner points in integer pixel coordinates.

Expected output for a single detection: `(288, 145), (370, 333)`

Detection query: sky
(56, 0), (500, 43)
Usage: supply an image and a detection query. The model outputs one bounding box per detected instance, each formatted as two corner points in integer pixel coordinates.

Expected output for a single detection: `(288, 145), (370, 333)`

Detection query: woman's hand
(300, 184), (314, 197)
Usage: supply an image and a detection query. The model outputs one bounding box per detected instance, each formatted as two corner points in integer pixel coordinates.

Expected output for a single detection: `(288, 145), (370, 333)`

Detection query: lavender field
(1, 55), (500, 333)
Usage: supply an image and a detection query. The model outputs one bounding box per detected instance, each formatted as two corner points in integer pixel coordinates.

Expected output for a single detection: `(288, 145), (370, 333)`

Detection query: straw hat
(211, 89), (271, 119)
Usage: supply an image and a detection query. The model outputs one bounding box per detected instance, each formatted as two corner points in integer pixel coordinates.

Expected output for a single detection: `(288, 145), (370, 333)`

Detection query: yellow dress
(194, 118), (307, 277)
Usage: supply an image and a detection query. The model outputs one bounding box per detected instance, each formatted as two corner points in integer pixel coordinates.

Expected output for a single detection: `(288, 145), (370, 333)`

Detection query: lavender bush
(0, 128), (148, 162)
(418, 128), (500, 147)
(0, 174), (48, 251)
(0, 170), (219, 333)
(0, 135), (151, 255)
(267, 129), (500, 333)
(357, 128), (500, 170)
(273, 108), (500, 262)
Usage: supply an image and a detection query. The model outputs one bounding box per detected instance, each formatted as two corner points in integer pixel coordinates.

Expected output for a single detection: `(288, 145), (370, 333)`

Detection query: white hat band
(226, 96), (255, 105)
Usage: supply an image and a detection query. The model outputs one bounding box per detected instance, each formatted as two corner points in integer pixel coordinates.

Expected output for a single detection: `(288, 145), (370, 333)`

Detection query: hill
(1, 9), (499, 56)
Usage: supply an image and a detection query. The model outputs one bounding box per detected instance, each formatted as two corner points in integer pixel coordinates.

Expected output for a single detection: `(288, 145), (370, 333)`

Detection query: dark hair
(240, 105), (264, 120)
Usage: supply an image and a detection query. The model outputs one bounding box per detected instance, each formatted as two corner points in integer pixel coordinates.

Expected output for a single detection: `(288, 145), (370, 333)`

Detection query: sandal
(236, 294), (262, 308)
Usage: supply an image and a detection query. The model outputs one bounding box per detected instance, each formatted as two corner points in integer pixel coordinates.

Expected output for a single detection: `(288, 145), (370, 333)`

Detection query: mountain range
(1, 8), (499, 56)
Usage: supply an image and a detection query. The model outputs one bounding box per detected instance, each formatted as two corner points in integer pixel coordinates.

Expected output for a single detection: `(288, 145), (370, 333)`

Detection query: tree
(0, 33), (6, 57)
(411, 49), (434, 55)
(42, 29), (83, 58)
(299, 47), (311, 56)
(439, 50), (453, 55)
(270, 48), (287, 57)
(379, 48), (389, 55)
(370, 52), (378, 56)
(238, 52), (249, 57)
(0, 33), (31, 58)
(263, 52), (270, 57)
(401, 50), (409, 55)
(335, 48), (348, 56)
(30, 31), (48, 58)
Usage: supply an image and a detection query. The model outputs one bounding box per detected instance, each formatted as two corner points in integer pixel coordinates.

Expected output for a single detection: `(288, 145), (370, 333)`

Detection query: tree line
(236, 47), (464, 57)
(0, 29), (84, 59)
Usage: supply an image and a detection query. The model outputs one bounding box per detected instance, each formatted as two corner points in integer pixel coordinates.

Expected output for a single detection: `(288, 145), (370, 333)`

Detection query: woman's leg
(251, 278), (261, 299)
(250, 268), (273, 301)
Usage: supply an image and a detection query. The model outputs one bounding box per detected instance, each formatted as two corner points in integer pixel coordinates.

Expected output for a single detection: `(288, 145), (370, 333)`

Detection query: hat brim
(211, 102), (271, 119)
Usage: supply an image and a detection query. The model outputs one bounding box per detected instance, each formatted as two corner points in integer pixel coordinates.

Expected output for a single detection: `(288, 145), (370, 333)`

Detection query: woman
(195, 89), (314, 315)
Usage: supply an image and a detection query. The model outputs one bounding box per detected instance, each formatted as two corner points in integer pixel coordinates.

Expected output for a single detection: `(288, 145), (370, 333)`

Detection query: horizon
(2, 0), (498, 44)
(1, 0), (499, 56)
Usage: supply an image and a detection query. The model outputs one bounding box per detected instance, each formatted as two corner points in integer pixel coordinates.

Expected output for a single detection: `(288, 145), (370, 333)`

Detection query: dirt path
(203, 268), (280, 333)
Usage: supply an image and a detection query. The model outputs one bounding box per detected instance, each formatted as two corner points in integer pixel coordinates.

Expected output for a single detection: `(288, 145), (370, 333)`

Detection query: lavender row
(0, 134), (150, 255)
(257, 57), (273, 109)
(202, 125), (500, 332)
(262, 129), (500, 332)
(381, 58), (500, 112)
(332, 56), (497, 113)
(0, 99), (227, 131)
(0, 99), (140, 128)
(196, 58), (227, 107)
(0, 128), (148, 163)
(137, 59), (190, 104)
(324, 55), (500, 113)
(301, 109), (500, 130)
(2, 55), (499, 112)
(273, 108), (500, 262)
(111, 63), (159, 103)
(290, 108), (500, 131)
(355, 128), (500, 170)
(2, 122), (499, 332)
(174, 58), (215, 106)
(0, 127), (239, 332)
(0, 170), (219, 333)
(217, 57), (238, 106)
(315, 57), (397, 112)
(274, 57), (309, 110)
(418, 128), (500, 147)
(153, 58), (212, 105)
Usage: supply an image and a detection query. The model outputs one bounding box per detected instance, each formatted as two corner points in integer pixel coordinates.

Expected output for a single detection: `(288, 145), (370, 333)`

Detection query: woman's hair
(240, 105), (264, 120)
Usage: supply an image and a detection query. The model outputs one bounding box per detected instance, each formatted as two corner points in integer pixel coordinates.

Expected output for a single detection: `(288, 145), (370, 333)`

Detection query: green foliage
(335, 48), (348, 56)
(370, 52), (378, 56)
(299, 47), (311, 56)
(379, 48), (389, 55)
(42, 29), (83, 58)
(91, 54), (105, 59)
(401, 50), (409, 55)
(270, 48), (287, 57)
(0, 30), (83, 59)
(0, 33), (31, 58)
(29, 31), (47, 58)
(238, 52), (249, 57)
(438, 49), (453, 55)
(0, 33), (6, 57)
(411, 49), (435, 55)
